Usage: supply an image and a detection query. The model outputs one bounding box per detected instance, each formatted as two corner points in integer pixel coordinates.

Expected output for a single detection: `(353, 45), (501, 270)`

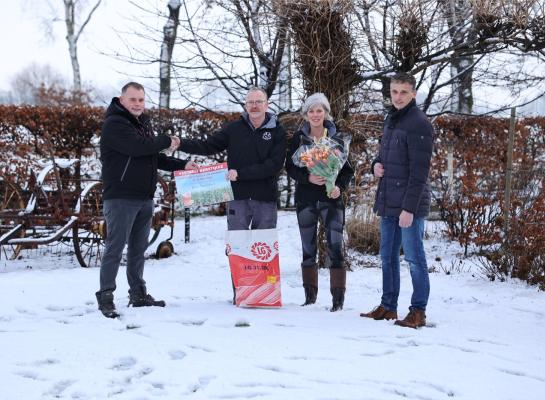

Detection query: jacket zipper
(120, 156), (131, 182)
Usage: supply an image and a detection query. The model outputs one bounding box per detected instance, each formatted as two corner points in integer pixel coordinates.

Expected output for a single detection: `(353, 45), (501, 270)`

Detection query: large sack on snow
(226, 229), (281, 308)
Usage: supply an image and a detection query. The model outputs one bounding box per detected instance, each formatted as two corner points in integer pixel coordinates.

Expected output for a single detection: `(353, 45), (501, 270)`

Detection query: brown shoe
(360, 305), (397, 320)
(394, 309), (426, 329)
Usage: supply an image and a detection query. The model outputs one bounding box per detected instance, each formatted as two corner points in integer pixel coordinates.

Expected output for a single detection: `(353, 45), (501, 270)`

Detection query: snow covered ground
(1, 211), (544, 400)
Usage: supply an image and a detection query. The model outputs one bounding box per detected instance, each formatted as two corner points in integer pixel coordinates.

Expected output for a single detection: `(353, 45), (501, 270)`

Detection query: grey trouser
(296, 201), (345, 269)
(226, 199), (277, 231)
(98, 198), (153, 297)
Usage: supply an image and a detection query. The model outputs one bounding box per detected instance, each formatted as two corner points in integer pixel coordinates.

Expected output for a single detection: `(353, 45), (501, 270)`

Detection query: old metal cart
(0, 159), (177, 268)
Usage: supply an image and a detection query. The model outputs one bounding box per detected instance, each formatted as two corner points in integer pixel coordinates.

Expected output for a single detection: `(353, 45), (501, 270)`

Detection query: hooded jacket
(100, 97), (187, 200)
(286, 120), (354, 206)
(178, 112), (286, 202)
(372, 99), (434, 218)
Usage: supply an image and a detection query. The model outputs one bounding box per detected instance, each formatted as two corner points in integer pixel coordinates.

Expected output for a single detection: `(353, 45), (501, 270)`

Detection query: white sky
(0, 0), (166, 104)
(1, 1), (543, 114)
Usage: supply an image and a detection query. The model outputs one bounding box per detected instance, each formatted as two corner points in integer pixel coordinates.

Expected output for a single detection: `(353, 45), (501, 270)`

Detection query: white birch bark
(62, 0), (102, 92)
(159, 0), (181, 109)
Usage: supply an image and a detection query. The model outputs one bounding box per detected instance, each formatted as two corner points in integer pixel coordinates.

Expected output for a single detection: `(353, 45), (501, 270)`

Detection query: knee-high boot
(330, 268), (346, 312)
(301, 266), (318, 306)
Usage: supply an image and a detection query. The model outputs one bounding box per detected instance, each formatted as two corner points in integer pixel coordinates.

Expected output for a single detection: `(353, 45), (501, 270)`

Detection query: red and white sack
(226, 229), (282, 308)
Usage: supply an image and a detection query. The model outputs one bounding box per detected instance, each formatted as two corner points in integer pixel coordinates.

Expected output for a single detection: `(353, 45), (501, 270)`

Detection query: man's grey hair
(246, 86), (268, 100)
(301, 92), (332, 121)
(121, 82), (145, 93)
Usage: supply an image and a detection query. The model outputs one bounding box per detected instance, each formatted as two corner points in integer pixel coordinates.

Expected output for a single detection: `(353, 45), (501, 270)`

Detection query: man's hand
(399, 210), (414, 228)
(227, 169), (238, 181)
(329, 186), (341, 199)
(309, 174), (326, 185)
(169, 136), (180, 152)
(184, 161), (199, 170)
(374, 162), (384, 178)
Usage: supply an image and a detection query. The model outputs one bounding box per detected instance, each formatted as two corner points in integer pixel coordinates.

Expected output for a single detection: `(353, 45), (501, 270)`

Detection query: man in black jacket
(176, 87), (286, 304)
(96, 82), (197, 318)
(360, 72), (434, 328)
(176, 87), (286, 230)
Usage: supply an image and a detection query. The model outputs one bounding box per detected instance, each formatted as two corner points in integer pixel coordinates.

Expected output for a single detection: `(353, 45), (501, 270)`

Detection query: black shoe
(96, 291), (120, 319)
(330, 287), (345, 312)
(128, 293), (166, 307)
(301, 284), (318, 306)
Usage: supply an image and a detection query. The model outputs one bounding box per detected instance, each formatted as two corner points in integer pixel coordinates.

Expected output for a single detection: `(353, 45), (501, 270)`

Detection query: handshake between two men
(168, 136), (199, 171)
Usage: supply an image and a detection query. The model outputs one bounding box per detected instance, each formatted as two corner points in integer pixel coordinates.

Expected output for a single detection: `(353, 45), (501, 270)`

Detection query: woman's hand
(309, 174), (326, 185)
(329, 186), (341, 199)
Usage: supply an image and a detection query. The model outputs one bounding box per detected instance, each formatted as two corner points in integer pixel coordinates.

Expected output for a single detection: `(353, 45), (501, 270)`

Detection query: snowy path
(1, 211), (544, 400)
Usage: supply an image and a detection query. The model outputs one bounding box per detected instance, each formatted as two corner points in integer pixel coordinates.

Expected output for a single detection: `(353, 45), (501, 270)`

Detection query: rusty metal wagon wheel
(73, 181), (105, 268)
(148, 175), (171, 248)
(0, 179), (26, 260)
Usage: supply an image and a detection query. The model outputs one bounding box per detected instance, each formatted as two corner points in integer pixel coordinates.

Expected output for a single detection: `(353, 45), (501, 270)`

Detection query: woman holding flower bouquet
(285, 93), (353, 312)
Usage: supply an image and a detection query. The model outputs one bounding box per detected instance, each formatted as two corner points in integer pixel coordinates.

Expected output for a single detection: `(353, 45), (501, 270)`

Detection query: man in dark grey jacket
(96, 82), (197, 318)
(360, 72), (434, 328)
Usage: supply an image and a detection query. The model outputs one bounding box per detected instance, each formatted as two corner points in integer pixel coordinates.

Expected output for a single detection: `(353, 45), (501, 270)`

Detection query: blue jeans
(380, 216), (430, 311)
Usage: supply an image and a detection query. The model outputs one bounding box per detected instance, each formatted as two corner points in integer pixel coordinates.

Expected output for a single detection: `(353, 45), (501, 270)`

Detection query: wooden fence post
(447, 141), (454, 198)
(503, 107), (516, 275)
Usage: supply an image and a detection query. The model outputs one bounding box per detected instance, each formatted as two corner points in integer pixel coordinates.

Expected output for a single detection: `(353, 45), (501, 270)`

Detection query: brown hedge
(1, 105), (544, 286)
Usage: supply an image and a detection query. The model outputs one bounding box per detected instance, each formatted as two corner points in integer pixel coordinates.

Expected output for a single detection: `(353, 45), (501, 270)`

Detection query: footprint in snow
(110, 356), (137, 371)
(44, 379), (76, 397)
(497, 368), (545, 383)
(45, 305), (74, 312)
(15, 308), (38, 316)
(33, 358), (60, 366)
(14, 370), (42, 380)
(168, 350), (186, 360)
(179, 319), (206, 326)
(256, 365), (300, 375)
(360, 349), (396, 357)
(188, 344), (214, 353)
(189, 375), (217, 393)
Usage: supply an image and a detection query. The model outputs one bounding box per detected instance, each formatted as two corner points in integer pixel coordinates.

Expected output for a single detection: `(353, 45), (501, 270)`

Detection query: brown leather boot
(329, 268), (346, 312)
(301, 266), (318, 306)
(394, 309), (426, 328)
(360, 305), (397, 320)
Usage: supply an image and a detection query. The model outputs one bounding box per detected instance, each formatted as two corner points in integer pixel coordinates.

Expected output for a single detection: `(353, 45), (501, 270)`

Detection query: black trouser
(98, 199), (153, 298)
(226, 199), (277, 230)
(296, 201), (345, 269)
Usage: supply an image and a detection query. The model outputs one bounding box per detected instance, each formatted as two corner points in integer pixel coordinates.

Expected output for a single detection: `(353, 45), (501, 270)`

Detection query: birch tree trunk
(440, 0), (475, 114)
(62, 0), (102, 92)
(159, 0), (181, 109)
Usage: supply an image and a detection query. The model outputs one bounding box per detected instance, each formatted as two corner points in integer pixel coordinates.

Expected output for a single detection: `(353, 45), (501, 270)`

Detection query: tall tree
(159, 0), (181, 109)
(351, 0), (545, 114)
(276, 0), (362, 123)
(61, 0), (102, 92)
(438, 0), (475, 114)
(175, 0), (289, 109)
(9, 63), (67, 105)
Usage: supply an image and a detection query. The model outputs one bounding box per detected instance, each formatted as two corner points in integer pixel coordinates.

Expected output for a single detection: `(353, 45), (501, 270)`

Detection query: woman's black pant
(296, 201), (345, 269)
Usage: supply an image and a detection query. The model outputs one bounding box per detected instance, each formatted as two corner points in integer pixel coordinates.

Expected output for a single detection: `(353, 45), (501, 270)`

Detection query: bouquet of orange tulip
(292, 136), (350, 197)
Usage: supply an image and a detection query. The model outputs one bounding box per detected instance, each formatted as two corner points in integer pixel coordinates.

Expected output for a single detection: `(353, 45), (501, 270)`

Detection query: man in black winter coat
(360, 72), (434, 328)
(175, 87), (286, 304)
(176, 87), (286, 230)
(96, 82), (198, 318)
